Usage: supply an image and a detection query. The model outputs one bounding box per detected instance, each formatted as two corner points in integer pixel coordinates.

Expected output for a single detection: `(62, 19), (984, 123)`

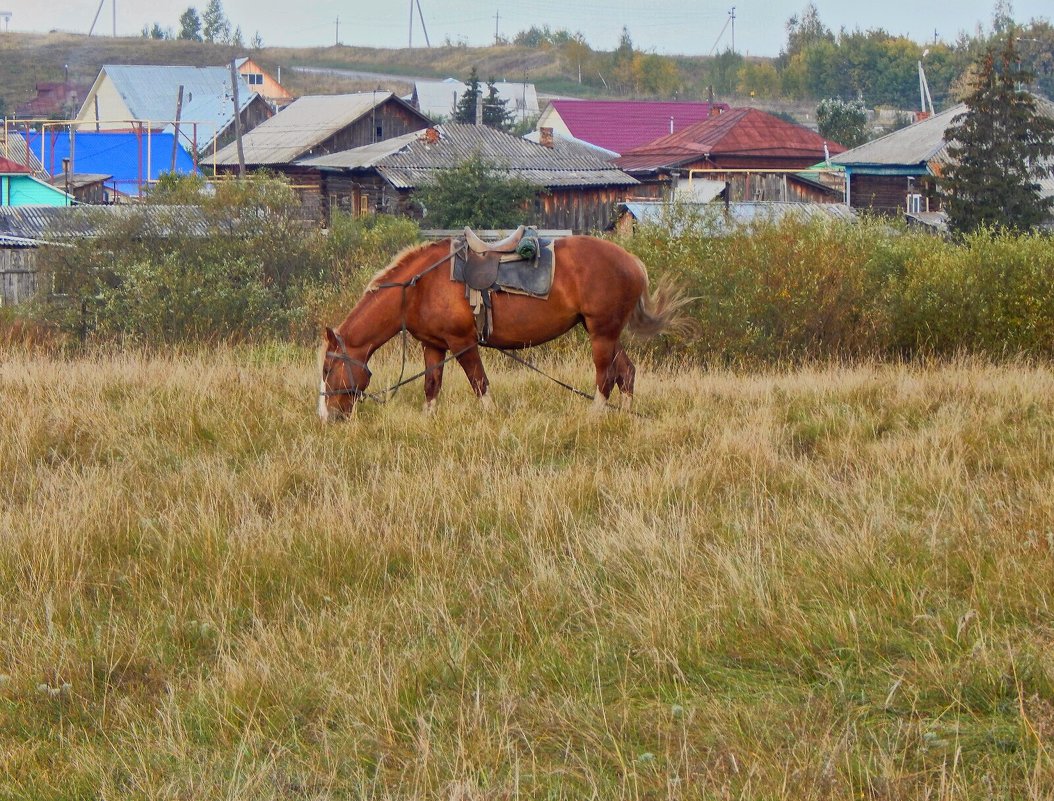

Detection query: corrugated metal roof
(544, 99), (731, 156)
(0, 134), (47, 178)
(615, 108), (845, 172)
(0, 205), (208, 240)
(412, 79), (539, 123)
(22, 131), (197, 198)
(831, 104), (963, 168)
(522, 129), (620, 159)
(209, 92), (427, 166)
(0, 156), (32, 174)
(299, 123), (638, 189)
(100, 65), (262, 151)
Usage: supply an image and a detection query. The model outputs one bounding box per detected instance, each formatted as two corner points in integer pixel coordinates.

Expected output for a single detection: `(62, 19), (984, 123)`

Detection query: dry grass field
(1, 345), (1053, 800)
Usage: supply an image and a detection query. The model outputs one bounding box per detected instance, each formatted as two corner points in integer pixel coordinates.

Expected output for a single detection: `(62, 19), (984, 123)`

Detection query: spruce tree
(453, 67), (482, 123)
(482, 79), (513, 131)
(942, 35), (1054, 234)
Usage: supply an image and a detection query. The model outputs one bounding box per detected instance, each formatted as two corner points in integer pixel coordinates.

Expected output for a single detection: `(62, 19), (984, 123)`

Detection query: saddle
(452, 226), (554, 343)
(464, 225), (527, 254)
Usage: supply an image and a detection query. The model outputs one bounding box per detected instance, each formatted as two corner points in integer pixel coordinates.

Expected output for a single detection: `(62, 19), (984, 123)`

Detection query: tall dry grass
(1, 345), (1053, 799)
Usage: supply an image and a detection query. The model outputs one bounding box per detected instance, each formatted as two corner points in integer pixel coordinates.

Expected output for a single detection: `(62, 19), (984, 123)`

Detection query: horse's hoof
(619, 393), (633, 412)
(479, 393), (494, 411)
(591, 391), (608, 414)
(423, 398), (438, 416)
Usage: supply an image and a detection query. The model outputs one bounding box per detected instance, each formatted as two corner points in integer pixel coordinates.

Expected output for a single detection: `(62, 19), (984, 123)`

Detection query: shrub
(619, 212), (1054, 363)
(36, 175), (324, 343)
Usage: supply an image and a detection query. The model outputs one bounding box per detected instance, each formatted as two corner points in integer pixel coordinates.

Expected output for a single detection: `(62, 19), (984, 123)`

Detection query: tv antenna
(408, 0), (430, 48)
(0, 12), (11, 33)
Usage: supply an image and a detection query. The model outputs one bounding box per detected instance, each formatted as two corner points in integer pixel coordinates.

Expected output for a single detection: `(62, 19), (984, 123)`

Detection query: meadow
(1, 344), (1052, 799)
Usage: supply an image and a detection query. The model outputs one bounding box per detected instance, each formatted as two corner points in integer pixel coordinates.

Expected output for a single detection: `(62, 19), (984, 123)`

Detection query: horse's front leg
(422, 344), (447, 415)
(453, 342), (492, 409)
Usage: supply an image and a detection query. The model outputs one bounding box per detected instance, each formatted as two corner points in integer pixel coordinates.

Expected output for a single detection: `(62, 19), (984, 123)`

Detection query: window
(907, 193), (923, 214)
(246, 73), (264, 86)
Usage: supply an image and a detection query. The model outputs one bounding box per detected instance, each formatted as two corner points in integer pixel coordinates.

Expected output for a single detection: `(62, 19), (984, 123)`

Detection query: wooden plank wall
(0, 248), (38, 306)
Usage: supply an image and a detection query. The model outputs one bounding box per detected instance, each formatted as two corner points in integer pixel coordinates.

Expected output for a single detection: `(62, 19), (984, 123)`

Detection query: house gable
(236, 57), (292, 105)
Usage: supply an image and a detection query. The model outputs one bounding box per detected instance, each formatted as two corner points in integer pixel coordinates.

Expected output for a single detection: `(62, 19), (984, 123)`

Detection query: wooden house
(235, 57), (293, 108)
(614, 107), (846, 203)
(208, 92), (432, 180)
(829, 104), (965, 216)
(15, 81), (89, 119)
(296, 123), (639, 232)
(0, 157), (72, 207)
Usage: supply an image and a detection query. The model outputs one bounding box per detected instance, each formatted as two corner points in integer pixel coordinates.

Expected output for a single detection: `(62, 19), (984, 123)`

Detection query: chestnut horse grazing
(318, 236), (686, 421)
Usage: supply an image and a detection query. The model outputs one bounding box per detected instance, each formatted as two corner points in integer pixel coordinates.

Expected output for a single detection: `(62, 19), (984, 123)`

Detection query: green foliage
(453, 67), (482, 123)
(891, 228), (1054, 354)
(201, 0), (230, 44)
(36, 175), (323, 343)
(322, 213), (420, 286)
(619, 212), (1054, 361)
(942, 36), (1054, 235)
(145, 172), (208, 205)
(452, 68), (511, 130)
(816, 98), (869, 147)
(177, 7), (202, 42)
(415, 152), (537, 229)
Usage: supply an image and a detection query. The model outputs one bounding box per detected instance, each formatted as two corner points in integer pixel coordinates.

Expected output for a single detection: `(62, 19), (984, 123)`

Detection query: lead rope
(488, 346), (649, 418)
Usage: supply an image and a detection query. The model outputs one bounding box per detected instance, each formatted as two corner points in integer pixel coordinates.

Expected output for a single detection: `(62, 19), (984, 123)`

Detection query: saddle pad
(452, 240), (556, 299)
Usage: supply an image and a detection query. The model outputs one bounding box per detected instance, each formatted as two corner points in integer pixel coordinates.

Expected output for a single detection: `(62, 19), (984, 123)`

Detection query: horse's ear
(324, 327), (338, 348)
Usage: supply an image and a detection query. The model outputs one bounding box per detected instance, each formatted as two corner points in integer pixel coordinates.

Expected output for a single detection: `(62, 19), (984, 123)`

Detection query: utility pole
(416, 0), (430, 47)
(335, 16), (339, 45)
(229, 60), (245, 178)
(112, 0), (116, 37)
(171, 84), (184, 174)
(408, 0), (413, 48)
(729, 7), (736, 54)
(494, 10), (499, 44)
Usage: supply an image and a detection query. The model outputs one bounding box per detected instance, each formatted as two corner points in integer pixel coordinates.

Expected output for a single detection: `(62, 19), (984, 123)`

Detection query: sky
(3, 0), (1051, 57)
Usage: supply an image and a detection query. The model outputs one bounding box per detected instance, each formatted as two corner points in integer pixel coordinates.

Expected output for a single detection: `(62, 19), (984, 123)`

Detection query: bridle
(321, 328), (373, 399)
(319, 241), (467, 404)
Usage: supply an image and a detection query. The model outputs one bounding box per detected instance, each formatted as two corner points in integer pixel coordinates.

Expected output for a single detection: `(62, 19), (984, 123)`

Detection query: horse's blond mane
(364, 241), (439, 293)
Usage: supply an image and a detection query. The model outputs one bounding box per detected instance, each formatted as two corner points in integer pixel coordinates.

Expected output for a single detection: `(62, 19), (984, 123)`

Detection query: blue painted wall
(1, 174), (71, 207)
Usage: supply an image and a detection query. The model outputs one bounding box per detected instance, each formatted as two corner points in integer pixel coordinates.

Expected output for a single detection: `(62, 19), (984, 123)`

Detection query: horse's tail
(627, 265), (695, 339)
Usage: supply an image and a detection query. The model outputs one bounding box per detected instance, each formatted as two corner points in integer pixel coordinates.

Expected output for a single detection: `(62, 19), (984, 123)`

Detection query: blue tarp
(21, 131), (198, 198)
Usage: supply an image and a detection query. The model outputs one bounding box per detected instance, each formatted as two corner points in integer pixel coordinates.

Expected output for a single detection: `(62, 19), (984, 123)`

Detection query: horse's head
(318, 327), (372, 423)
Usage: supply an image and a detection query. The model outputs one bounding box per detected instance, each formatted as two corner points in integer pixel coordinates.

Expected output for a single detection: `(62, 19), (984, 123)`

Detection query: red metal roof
(614, 108), (846, 172)
(0, 157), (33, 175)
(547, 99), (730, 155)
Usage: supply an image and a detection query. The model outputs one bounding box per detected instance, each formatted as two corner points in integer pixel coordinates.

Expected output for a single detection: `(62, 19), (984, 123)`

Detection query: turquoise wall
(2, 174), (71, 207)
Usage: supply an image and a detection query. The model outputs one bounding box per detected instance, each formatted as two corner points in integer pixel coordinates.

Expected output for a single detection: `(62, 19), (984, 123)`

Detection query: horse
(318, 235), (687, 422)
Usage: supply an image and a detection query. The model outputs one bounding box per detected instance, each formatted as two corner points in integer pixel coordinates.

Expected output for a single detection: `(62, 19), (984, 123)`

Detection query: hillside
(0, 31), (797, 119)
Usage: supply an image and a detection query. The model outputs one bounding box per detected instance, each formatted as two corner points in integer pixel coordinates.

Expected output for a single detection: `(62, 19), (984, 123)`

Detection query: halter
(318, 242), (467, 404)
(321, 329), (372, 399)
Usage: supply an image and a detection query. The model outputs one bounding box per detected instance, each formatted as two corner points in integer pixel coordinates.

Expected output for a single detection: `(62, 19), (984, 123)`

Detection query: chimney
(539, 127), (554, 148)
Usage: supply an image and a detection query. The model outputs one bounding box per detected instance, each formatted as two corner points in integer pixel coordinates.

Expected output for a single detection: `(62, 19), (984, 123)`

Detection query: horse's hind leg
(588, 334), (620, 413)
(613, 344), (636, 411)
(422, 344), (447, 415)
